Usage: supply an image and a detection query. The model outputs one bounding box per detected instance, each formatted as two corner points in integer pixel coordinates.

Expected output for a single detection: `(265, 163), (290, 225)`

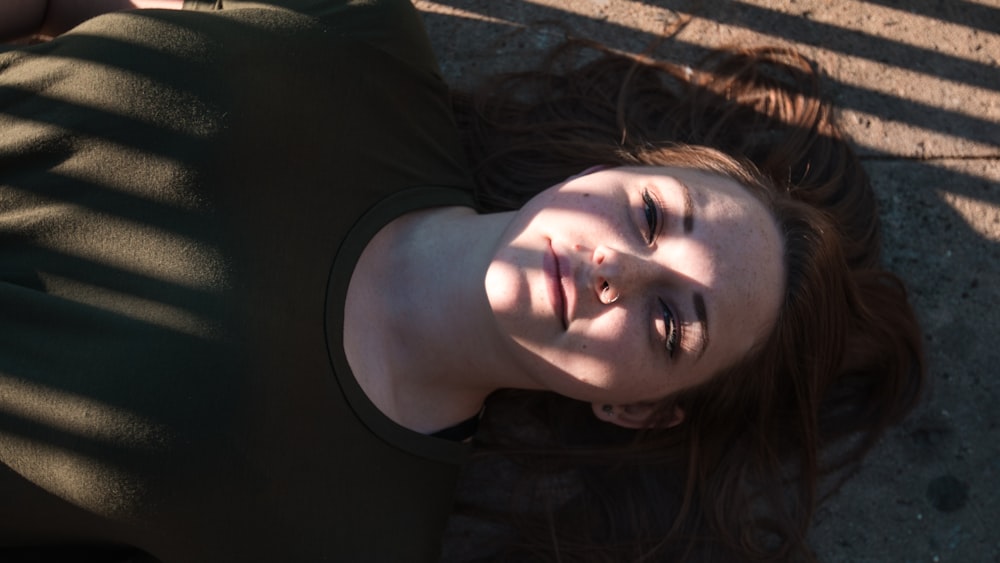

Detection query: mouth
(544, 239), (568, 330)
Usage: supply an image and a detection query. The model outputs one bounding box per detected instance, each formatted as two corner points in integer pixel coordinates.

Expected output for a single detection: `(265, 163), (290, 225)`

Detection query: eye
(641, 188), (661, 245)
(657, 298), (680, 358)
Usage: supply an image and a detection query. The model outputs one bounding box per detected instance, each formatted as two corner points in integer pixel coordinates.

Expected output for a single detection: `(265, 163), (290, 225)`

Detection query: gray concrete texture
(416, 0), (1000, 561)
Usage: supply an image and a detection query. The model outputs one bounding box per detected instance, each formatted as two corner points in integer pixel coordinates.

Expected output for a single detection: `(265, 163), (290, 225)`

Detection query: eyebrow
(692, 292), (709, 360)
(678, 179), (707, 359)
(680, 180), (694, 233)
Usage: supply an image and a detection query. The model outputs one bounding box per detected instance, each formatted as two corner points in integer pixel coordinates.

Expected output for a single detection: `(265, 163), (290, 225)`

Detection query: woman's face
(485, 166), (784, 409)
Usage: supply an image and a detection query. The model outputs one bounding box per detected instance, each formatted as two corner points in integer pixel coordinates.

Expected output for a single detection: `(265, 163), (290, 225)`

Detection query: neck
(344, 206), (528, 432)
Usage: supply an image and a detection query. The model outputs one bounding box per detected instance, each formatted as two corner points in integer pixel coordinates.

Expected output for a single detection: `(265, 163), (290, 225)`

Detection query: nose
(590, 245), (654, 305)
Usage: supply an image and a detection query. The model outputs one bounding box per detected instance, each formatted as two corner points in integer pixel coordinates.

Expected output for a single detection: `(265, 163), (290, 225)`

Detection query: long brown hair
(447, 42), (925, 562)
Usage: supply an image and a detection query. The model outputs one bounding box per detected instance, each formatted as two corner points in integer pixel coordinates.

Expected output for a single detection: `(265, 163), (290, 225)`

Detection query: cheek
(550, 191), (625, 231)
(565, 312), (646, 378)
(571, 307), (631, 347)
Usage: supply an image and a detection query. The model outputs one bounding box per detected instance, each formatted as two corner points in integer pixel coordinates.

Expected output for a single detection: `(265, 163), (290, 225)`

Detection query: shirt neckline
(324, 185), (476, 462)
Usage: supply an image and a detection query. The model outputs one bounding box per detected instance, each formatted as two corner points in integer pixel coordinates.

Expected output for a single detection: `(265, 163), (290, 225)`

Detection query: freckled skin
(484, 166), (784, 406)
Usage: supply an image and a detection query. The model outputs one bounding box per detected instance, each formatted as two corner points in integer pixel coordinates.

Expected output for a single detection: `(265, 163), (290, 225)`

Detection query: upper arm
(1, 0), (185, 42)
(0, 0), (47, 42)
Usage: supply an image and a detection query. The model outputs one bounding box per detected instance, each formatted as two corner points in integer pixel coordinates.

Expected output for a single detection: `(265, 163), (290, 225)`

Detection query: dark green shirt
(0, 1), (473, 560)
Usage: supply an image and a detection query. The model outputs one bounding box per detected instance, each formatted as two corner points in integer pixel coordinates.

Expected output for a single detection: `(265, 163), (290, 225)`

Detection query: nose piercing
(601, 281), (620, 304)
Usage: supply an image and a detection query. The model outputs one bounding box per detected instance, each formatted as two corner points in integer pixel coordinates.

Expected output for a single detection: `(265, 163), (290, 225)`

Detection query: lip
(544, 239), (569, 330)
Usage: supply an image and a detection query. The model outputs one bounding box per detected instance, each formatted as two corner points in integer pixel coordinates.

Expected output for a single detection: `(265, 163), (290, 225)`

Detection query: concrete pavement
(419, 1), (1000, 561)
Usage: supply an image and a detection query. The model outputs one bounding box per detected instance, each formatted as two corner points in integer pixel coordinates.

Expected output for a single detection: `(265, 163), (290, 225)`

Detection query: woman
(0, 1), (923, 562)
(445, 41), (925, 562)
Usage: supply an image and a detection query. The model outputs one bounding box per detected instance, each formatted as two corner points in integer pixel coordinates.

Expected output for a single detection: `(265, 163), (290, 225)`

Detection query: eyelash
(641, 188), (660, 245)
(641, 189), (679, 358)
(658, 298), (680, 358)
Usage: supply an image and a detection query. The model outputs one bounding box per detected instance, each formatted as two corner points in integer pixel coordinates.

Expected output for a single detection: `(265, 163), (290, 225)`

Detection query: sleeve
(180, 0), (441, 79)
